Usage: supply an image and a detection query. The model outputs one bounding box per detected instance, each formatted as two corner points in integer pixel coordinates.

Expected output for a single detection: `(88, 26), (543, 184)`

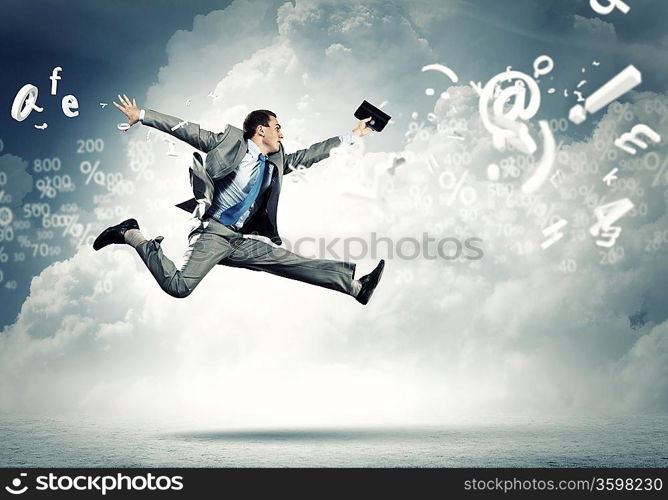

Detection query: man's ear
(256, 125), (264, 137)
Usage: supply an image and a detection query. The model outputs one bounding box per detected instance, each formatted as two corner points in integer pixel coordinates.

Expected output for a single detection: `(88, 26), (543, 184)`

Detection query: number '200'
(77, 138), (104, 153)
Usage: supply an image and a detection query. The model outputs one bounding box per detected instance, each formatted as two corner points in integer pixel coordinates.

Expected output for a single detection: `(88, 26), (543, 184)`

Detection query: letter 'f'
(50, 67), (62, 95)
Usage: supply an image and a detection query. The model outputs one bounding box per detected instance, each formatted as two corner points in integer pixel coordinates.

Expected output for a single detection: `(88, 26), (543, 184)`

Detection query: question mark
(421, 64), (459, 99)
(532, 55), (554, 79)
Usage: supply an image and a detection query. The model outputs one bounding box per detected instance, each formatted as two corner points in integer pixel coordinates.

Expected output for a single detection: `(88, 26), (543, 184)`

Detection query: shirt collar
(246, 138), (263, 159)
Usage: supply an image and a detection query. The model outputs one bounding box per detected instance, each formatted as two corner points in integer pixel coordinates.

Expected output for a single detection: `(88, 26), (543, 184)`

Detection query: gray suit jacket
(142, 109), (343, 245)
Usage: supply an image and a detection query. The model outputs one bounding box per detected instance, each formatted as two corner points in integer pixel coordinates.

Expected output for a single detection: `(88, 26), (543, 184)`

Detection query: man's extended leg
(219, 235), (356, 294)
(94, 218), (236, 298)
(135, 229), (236, 298)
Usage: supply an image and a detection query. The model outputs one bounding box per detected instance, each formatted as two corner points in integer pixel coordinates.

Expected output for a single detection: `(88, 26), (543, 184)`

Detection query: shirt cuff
(139, 109), (145, 122)
(338, 131), (356, 145)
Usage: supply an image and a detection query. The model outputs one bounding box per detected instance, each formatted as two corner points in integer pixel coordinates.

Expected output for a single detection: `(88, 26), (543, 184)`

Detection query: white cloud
(325, 43), (351, 56)
(573, 14), (616, 36)
(0, 154), (33, 209)
(616, 321), (668, 411)
(2, 0), (668, 426)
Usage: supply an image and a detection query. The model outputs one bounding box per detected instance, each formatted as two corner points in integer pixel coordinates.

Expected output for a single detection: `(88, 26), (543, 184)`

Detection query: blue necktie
(218, 153), (268, 226)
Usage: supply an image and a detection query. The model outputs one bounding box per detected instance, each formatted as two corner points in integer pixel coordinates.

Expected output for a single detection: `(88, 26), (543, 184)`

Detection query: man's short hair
(243, 109), (277, 140)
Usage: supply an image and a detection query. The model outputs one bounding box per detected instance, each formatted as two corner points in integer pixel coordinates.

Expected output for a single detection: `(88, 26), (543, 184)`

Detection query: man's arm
(113, 94), (223, 153)
(283, 117), (373, 175)
(283, 136), (343, 175)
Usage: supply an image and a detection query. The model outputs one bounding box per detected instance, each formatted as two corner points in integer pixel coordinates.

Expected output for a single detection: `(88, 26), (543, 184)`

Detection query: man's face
(259, 115), (283, 154)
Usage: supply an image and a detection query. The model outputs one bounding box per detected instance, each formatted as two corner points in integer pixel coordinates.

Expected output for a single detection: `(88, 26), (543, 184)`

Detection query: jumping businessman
(93, 95), (385, 305)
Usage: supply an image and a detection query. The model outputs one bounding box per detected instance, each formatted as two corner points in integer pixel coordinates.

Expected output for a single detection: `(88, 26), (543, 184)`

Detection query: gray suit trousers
(135, 219), (356, 298)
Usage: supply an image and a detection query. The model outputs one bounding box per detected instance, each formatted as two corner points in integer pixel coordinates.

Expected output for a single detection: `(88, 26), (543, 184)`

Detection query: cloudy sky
(1, 0), (667, 427)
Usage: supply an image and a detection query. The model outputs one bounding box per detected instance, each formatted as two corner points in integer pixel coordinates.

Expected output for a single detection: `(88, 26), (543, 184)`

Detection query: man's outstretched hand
(113, 94), (140, 130)
(352, 116), (374, 137)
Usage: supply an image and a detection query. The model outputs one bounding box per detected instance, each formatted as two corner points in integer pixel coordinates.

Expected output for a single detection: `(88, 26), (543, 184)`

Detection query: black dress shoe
(93, 218), (139, 251)
(355, 259), (385, 305)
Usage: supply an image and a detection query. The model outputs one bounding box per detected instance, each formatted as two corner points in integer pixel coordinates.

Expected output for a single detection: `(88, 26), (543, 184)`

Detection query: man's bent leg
(135, 231), (235, 298)
(219, 236), (356, 295)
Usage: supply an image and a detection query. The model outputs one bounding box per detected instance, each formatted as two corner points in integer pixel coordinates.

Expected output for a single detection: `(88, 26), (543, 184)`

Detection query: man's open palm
(113, 94), (140, 128)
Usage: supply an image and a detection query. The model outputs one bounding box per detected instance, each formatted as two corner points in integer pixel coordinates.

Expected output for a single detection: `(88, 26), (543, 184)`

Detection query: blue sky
(1, 0), (667, 425)
(0, 0), (235, 327)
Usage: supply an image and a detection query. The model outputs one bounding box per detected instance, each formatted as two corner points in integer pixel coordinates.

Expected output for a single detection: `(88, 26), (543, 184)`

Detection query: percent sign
(80, 160), (105, 185)
(602, 143), (619, 162)
(409, 185), (434, 210)
(621, 178), (645, 197)
(611, 102), (634, 122)
(35, 176), (73, 198)
(536, 203), (560, 229)
(0, 246), (8, 263)
(647, 154), (668, 187)
(61, 214), (82, 237)
(130, 160), (154, 181)
(61, 214), (94, 245)
(500, 159), (521, 178)
(35, 178), (56, 198)
(405, 121), (429, 142)
(439, 170), (477, 206)
(579, 185), (603, 209)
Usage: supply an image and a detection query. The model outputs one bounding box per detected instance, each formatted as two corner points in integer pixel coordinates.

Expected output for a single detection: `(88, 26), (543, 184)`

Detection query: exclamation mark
(568, 65), (641, 124)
